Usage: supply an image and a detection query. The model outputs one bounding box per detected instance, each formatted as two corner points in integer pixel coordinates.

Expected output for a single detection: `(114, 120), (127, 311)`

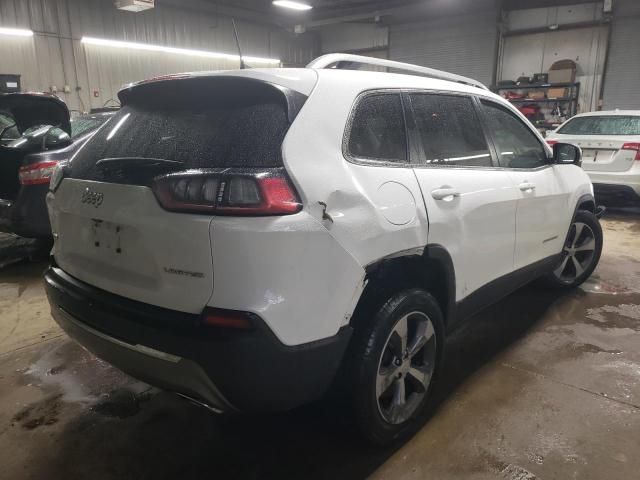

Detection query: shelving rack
(492, 82), (580, 131)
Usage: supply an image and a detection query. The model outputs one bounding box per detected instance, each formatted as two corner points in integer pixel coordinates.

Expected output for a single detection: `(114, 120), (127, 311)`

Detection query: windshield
(70, 114), (113, 139)
(558, 115), (640, 135)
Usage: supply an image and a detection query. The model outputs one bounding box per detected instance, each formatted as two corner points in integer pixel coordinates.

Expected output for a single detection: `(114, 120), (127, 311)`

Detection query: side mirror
(44, 127), (72, 150)
(553, 142), (582, 166)
(7, 125), (72, 152)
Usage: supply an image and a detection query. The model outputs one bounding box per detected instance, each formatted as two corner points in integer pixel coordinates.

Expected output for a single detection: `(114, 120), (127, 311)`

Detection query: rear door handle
(519, 182), (536, 192)
(431, 187), (461, 201)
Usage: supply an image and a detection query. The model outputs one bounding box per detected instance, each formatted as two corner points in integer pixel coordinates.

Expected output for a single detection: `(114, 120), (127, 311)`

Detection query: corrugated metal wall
(602, 0), (640, 109)
(320, 23), (388, 54)
(388, 9), (499, 87)
(0, 0), (319, 112)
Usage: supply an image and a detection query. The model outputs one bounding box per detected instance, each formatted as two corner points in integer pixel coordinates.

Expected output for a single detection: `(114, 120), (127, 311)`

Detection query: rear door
(407, 92), (518, 301)
(49, 76), (302, 314)
(478, 99), (570, 270)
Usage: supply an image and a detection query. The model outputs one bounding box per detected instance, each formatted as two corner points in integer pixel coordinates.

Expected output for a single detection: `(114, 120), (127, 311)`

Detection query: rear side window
(0, 112), (19, 143)
(409, 94), (492, 167)
(558, 115), (640, 135)
(347, 93), (407, 163)
(69, 78), (293, 182)
(70, 114), (113, 139)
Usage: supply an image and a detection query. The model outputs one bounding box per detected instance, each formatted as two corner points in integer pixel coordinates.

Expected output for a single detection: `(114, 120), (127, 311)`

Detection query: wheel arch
(350, 244), (456, 332)
(576, 193), (596, 214)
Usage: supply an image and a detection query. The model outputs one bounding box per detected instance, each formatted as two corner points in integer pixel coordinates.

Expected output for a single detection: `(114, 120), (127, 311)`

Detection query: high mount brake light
(152, 168), (302, 216)
(622, 142), (640, 161)
(19, 161), (58, 185)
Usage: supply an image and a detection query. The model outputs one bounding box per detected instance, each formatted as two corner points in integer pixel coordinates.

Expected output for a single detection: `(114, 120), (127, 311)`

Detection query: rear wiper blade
(96, 157), (184, 172)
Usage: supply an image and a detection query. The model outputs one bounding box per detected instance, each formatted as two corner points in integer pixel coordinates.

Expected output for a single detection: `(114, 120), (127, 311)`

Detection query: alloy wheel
(376, 311), (436, 425)
(554, 221), (597, 283)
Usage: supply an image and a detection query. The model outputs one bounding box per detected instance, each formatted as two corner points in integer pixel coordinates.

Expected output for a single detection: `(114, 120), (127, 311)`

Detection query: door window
(409, 94), (492, 167)
(347, 93), (407, 162)
(480, 100), (548, 169)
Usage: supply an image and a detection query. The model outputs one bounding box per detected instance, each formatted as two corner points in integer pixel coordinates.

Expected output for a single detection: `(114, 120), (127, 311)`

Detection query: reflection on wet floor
(0, 208), (639, 479)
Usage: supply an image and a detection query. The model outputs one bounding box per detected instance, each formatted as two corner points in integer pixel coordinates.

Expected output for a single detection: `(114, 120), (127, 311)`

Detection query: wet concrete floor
(0, 209), (639, 479)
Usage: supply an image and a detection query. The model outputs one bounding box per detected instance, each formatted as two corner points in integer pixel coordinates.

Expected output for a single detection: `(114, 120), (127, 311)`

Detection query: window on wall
(480, 100), (548, 169)
(347, 93), (408, 162)
(409, 94), (492, 167)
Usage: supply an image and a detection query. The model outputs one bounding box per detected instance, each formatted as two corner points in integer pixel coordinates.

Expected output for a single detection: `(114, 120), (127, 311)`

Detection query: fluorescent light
(273, 1), (313, 11)
(0, 27), (34, 37)
(81, 36), (280, 65)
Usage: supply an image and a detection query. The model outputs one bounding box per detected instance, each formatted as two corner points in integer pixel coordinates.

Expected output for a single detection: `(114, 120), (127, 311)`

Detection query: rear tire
(348, 288), (444, 445)
(542, 210), (603, 289)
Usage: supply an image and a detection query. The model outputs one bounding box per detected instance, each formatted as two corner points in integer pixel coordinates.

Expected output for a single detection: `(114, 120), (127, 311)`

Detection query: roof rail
(306, 53), (488, 91)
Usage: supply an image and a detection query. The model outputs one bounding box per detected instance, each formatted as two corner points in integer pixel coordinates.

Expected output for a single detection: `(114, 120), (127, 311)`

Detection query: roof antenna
(231, 19), (246, 69)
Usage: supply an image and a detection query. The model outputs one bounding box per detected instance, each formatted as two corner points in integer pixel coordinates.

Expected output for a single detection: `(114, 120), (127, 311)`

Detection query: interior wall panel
(388, 10), (499, 87)
(602, 0), (640, 109)
(320, 23), (388, 54)
(0, 0), (319, 112)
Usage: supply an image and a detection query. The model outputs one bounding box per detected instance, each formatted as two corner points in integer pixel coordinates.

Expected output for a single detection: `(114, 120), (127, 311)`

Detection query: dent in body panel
(207, 212), (365, 346)
(281, 75), (430, 271)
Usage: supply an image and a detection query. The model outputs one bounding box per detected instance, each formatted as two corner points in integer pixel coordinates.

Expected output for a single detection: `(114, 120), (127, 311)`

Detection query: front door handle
(431, 187), (461, 201)
(519, 182), (536, 192)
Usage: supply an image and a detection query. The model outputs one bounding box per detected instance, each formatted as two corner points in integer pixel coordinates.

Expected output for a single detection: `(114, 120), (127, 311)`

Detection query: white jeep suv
(546, 110), (640, 205)
(44, 54), (603, 444)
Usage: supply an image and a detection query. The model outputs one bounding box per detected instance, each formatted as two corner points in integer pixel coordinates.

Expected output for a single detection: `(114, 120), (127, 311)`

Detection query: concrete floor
(0, 209), (638, 480)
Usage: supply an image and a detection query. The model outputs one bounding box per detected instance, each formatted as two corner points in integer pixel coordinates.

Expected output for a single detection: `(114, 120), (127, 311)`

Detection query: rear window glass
(558, 115), (640, 135)
(69, 78), (291, 181)
(347, 93), (407, 162)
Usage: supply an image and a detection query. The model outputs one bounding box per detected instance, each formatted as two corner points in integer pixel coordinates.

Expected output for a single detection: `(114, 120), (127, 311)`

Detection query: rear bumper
(0, 185), (52, 238)
(587, 169), (640, 194)
(44, 265), (351, 413)
(592, 183), (640, 204)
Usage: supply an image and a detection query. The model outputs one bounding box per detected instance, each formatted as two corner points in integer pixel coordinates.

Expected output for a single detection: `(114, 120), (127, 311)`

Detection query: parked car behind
(547, 110), (640, 205)
(0, 92), (115, 238)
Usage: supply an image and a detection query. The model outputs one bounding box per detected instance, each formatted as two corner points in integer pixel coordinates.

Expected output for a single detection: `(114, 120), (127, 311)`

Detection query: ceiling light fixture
(273, 1), (313, 11)
(0, 27), (34, 37)
(80, 36), (280, 65)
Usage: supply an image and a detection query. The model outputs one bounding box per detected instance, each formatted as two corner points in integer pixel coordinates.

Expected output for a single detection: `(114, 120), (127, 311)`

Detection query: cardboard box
(548, 59), (577, 84)
(548, 87), (569, 99)
(528, 90), (546, 100)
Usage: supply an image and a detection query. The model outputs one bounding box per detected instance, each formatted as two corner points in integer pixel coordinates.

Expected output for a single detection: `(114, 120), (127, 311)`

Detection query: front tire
(543, 210), (603, 289)
(349, 288), (444, 445)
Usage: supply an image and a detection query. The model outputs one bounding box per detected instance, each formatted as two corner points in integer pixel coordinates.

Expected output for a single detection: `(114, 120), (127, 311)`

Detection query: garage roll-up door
(603, 0), (640, 109)
(389, 10), (499, 87)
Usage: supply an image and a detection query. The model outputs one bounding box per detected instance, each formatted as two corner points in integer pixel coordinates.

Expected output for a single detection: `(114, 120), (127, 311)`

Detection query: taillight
(622, 142), (640, 160)
(19, 161), (58, 185)
(546, 140), (558, 146)
(152, 168), (302, 216)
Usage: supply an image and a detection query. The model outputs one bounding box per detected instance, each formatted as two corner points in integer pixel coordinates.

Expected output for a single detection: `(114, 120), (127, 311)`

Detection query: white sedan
(547, 110), (640, 204)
